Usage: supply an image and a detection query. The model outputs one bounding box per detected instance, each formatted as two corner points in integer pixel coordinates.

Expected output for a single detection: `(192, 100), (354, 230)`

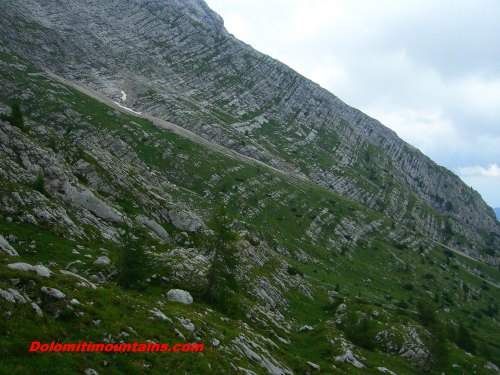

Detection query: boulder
(298, 325), (313, 333)
(336, 303), (347, 314)
(179, 318), (195, 332)
(307, 362), (321, 371)
(63, 182), (123, 223)
(149, 308), (172, 322)
(0, 234), (19, 256)
(93, 256), (111, 265)
(7, 262), (52, 277)
(335, 349), (365, 369)
(166, 289), (193, 304)
(0, 289), (16, 303)
(136, 215), (170, 240)
(41, 286), (66, 299)
(167, 209), (203, 232)
(377, 367), (397, 375)
(31, 302), (43, 316)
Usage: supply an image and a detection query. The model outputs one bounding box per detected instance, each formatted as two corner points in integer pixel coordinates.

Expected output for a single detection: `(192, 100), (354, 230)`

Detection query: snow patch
(113, 101), (141, 114)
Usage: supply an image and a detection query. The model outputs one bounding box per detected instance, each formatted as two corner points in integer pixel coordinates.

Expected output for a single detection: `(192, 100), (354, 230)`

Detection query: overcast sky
(206, 0), (500, 208)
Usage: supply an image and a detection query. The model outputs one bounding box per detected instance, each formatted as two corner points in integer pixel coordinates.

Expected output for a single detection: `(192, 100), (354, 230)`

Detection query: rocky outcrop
(63, 182), (123, 223)
(7, 262), (52, 277)
(0, 0), (497, 262)
(0, 234), (19, 256)
(0, 288), (28, 304)
(333, 337), (365, 369)
(136, 215), (170, 241)
(167, 209), (204, 232)
(233, 334), (293, 375)
(41, 286), (66, 299)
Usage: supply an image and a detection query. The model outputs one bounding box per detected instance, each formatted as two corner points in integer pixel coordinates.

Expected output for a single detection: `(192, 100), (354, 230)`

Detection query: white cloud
(363, 106), (458, 154)
(451, 77), (500, 120)
(458, 164), (500, 178)
(457, 171), (500, 208)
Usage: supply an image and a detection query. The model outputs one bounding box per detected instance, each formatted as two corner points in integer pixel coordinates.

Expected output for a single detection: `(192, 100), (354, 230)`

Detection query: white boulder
(298, 325), (313, 333)
(31, 302), (43, 316)
(0, 234), (19, 256)
(307, 361), (321, 371)
(166, 289), (193, 304)
(7, 262), (52, 277)
(41, 286), (66, 299)
(93, 256), (111, 265)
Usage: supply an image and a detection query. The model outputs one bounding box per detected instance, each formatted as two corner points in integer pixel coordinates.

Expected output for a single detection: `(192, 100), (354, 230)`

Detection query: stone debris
(485, 362), (499, 373)
(336, 303), (347, 314)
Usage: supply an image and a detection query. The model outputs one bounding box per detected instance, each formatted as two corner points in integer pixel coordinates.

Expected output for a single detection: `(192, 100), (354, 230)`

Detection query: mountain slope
(0, 0), (498, 263)
(1, 48), (499, 375)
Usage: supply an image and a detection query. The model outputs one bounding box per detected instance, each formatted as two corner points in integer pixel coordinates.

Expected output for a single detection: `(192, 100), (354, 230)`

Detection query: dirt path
(44, 70), (498, 280)
(44, 70), (310, 192)
(431, 239), (499, 288)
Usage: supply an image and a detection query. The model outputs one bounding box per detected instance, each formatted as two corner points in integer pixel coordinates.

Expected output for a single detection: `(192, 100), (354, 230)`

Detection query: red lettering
(29, 341), (41, 352)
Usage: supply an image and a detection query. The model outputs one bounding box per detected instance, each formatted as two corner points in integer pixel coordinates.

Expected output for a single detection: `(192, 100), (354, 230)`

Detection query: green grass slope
(0, 50), (499, 374)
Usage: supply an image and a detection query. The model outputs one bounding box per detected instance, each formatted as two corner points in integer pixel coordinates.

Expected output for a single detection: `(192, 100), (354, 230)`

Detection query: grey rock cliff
(0, 0), (498, 262)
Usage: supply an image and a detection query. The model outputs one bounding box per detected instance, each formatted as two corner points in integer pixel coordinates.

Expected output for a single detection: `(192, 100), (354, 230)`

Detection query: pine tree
(1, 101), (25, 130)
(10, 101), (25, 129)
(117, 237), (148, 290)
(456, 323), (475, 354)
(202, 204), (239, 313)
(417, 299), (448, 371)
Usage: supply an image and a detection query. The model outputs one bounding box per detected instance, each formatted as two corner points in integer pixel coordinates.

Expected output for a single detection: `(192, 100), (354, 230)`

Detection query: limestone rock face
(0, 0), (497, 262)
